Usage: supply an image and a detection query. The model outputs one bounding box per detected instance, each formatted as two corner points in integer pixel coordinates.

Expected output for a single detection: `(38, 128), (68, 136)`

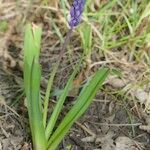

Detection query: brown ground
(0, 1), (150, 150)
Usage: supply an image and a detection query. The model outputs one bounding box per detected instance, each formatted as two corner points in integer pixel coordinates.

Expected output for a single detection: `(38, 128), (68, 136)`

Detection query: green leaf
(23, 24), (46, 150)
(79, 23), (92, 58)
(24, 24), (42, 67)
(43, 64), (58, 128)
(111, 68), (122, 78)
(136, 2), (150, 29)
(0, 21), (8, 31)
(45, 67), (78, 140)
(47, 68), (109, 150)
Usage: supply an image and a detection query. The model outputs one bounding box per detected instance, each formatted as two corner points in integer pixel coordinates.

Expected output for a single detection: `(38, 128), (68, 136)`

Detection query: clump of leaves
(23, 1), (109, 150)
(23, 23), (109, 150)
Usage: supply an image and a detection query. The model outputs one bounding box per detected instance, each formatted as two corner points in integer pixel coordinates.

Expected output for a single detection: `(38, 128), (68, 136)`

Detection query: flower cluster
(69, 0), (85, 28)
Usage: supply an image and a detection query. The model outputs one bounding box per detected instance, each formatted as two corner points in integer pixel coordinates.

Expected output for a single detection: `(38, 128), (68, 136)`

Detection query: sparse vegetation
(0, 0), (150, 150)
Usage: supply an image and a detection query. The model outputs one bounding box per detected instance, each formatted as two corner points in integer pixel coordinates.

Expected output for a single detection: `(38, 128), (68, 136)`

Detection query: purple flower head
(69, 0), (85, 28)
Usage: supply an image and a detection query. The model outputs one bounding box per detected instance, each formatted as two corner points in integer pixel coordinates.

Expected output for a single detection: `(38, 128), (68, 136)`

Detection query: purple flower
(69, 0), (85, 28)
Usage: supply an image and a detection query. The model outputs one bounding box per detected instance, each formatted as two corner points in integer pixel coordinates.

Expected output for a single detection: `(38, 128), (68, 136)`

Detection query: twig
(75, 121), (96, 137)
(89, 122), (142, 127)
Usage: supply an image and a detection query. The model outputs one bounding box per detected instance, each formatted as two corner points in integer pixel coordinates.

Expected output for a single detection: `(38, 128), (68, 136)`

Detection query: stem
(58, 28), (73, 61)
(43, 28), (73, 130)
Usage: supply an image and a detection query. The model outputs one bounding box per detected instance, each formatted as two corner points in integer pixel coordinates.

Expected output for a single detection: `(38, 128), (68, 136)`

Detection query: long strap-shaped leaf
(24, 24), (46, 150)
(45, 65), (79, 140)
(47, 67), (109, 150)
(30, 59), (46, 150)
(43, 63), (58, 129)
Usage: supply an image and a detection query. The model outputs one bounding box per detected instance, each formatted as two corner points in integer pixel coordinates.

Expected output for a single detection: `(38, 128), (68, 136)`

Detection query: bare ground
(0, 1), (150, 150)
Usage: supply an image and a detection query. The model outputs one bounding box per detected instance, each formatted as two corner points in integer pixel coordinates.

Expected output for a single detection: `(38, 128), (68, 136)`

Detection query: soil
(0, 1), (150, 150)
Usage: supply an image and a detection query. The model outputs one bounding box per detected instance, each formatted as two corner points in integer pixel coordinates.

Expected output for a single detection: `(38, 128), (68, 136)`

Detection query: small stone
(134, 88), (148, 104)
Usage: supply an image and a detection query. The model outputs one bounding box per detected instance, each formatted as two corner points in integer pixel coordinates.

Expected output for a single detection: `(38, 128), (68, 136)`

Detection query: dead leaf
(21, 142), (29, 150)
(134, 88), (148, 104)
(107, 76), (126, 88)
(115, 136), (143, 150)
(46, 0), (59, 9)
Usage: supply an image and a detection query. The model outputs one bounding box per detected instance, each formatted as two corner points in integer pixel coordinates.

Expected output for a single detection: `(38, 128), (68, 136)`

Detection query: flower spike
(69, 0), (85, 28)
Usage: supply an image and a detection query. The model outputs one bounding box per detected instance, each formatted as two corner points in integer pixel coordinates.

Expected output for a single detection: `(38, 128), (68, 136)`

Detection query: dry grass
(0, 0), (150, 149)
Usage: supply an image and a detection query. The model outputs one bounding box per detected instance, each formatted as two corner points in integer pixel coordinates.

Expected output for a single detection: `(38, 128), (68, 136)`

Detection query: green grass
(75, 0), (150, 63)
(53, 0), (150, 83)
(0, 21), (8, 32)
(79, 0), (150, 93)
